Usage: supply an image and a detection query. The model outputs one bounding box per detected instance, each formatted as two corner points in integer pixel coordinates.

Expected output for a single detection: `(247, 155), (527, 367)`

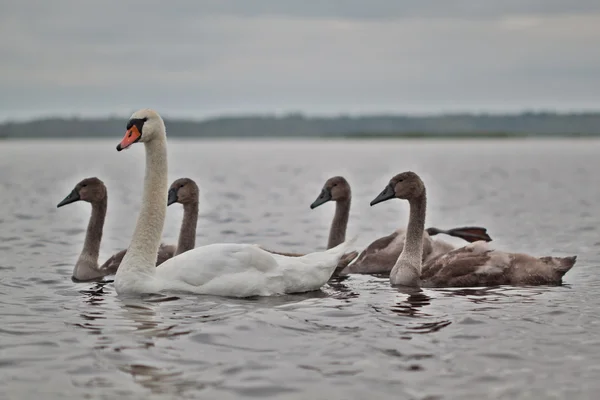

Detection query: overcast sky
(1, 0), (600, 121)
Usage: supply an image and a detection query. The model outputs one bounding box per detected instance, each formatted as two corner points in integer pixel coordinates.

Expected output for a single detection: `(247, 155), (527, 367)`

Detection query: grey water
(1, 138), (599, 400)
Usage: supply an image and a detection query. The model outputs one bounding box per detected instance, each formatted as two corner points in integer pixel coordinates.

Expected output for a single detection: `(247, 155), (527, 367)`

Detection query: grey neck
(73, 198), (107, 280)
(327, 198), (350, 249)
(390, 191), (427, 286)
(175, 201), (198, 256)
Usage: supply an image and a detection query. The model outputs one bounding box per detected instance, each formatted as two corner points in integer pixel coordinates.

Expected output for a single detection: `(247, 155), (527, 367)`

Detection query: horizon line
(3, 108), (600, 124)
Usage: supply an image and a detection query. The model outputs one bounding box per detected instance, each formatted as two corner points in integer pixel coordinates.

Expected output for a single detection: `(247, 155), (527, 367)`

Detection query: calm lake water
(1, 138), (600, 400)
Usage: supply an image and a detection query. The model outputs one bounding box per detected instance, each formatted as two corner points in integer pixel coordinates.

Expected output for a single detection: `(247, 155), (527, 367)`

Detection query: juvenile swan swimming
(370, 171), (576, 287)
(113, 108), (356, 297)
(309, 175), (492, 276)
(261, 176), (360, 274)
(57, 177), (199, 281)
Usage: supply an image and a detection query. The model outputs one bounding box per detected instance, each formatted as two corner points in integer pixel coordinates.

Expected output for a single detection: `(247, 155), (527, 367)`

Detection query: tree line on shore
(2, 112), (600, 139)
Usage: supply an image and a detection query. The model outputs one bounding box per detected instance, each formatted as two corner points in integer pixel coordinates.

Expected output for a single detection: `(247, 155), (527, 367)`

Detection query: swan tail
(324, 236), (359, 273)
(554, 255), (577, 275)
(307, 236), (359, 280)
(324, 235), (359, 256)
(297, 235), (359, 266)
(332, 250), (359, 276)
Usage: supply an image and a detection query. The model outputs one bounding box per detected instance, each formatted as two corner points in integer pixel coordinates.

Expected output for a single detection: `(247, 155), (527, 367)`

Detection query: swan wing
(153, 238), (356, 297)
(266, 237), (358, 292)
(100, 249), (126, 275)
(341, 231), (403, 274)
(156, 243), (277, 280)
(421, 241), (509, 287)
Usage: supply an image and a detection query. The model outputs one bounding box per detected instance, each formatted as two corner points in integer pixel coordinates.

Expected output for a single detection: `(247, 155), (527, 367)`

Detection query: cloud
(1, 1), (600, 120)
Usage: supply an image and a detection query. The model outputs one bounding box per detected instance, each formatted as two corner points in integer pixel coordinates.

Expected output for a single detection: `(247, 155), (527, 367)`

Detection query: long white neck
(390, 191), (426, 287)
(116, 137), (168, 279)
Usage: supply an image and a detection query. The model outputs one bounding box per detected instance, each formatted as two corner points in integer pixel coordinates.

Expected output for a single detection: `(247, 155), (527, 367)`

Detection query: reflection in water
(116, 363), (209, 396)
(75, 284), (186, 337)
(78, 281), (109, 306)
(71, 282), (111, 334)
(3, 139), (599, 399)
(390, 287), (432, 317)
(117, 296), (190, 338)
(389, 287), (452, 334)
(435, 285), (551, 306)
(327, 276), (360, 300)
(73, 290), (203, 395)
(111, 299), (201, 396)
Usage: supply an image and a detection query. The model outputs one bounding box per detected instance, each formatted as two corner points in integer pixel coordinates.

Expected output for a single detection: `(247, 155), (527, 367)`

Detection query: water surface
(1, 139), (599, 399)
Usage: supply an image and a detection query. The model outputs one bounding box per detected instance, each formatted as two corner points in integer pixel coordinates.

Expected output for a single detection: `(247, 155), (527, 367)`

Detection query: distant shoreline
(2, 112), (600, 139)
(3, 132), (600, 141)
(339, 132), (600, 139)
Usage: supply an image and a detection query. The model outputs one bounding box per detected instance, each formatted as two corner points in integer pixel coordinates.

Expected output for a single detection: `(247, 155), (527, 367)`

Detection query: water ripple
(1, 139), (599, 399)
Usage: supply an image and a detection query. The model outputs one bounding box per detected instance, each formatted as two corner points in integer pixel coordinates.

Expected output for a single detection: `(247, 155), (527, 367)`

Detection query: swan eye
(81, 184), (87, 188)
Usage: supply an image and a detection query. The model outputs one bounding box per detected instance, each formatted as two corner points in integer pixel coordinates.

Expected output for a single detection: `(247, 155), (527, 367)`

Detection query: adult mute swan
(56, 177), (199, 281)
(370, 171), (576, 287)
(309, 175), (492, 275)
(114, 108), (355, 297)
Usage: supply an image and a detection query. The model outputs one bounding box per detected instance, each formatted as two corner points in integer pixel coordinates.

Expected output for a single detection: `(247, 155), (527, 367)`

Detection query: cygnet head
(370, 171), (425, 206)
(116, 108), (166, 151)
(57, 177), (106, 207)
(167, 178), (200, 206)
(310, 176), (351, 209)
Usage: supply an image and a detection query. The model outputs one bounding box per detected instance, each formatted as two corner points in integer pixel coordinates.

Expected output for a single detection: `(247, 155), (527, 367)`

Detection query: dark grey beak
(370, 183), (395, 206)
(57, 189), (81, 208)
(310, 188), (332, 209)
(167, 188), (178, 206)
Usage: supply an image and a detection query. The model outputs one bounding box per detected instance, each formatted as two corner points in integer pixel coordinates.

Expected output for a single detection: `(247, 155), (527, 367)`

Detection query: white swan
(113, 108), (355, 297)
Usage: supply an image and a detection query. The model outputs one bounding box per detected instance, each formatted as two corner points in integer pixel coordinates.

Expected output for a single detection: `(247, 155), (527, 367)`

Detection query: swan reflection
(390, 287), (452, 334)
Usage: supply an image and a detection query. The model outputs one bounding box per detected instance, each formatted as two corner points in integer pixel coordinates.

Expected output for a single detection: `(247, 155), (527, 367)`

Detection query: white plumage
(114, 108), (356, 297)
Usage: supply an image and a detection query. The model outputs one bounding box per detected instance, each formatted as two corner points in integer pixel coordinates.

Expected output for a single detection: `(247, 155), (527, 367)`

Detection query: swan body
(370, 171), (576, 287)
(345, 228), (493, 276)
(117, 240), (354, 296)
(114, 108), (356, 297)
(307, 176), (491, 276)
(420, 241), (576, 287)
(342, 228), (431, 275)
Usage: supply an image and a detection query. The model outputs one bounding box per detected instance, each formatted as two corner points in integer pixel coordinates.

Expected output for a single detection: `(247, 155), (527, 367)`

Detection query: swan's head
(310, 176), (351, 209)
(116, 108), (166, 151)
(57, 177), (106, 207)
(370, 171), (424, 206)
(167, 178), (200, 206)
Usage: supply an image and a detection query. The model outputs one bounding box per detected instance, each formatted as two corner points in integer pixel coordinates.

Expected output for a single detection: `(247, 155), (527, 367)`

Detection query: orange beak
(116, 126), (141, 151)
